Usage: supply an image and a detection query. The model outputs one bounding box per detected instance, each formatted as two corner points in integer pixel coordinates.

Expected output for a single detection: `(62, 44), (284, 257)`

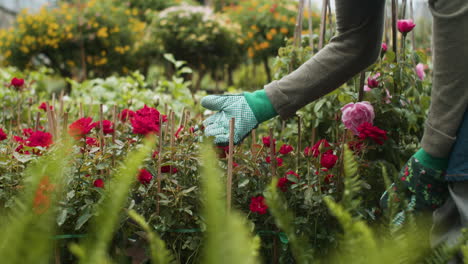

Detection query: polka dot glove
(201, 94), (260, 146)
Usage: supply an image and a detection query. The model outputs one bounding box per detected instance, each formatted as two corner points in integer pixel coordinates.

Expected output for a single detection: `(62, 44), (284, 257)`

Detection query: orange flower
(33, 176), (55, 215)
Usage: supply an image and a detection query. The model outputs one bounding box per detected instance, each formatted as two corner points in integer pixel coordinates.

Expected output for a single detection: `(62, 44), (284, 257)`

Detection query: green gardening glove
(201, 89), (277, 146)
(380, 149), (449, 212)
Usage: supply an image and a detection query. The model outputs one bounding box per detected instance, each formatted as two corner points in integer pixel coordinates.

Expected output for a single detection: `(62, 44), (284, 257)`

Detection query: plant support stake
(227, 117), (235, 210)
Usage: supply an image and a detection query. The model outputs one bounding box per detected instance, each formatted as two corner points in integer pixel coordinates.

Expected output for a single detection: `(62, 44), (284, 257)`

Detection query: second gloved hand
(201, 89), (277, 146)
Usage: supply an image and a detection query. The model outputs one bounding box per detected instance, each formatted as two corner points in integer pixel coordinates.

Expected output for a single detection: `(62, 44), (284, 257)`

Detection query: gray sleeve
(265, 0), (386, 119)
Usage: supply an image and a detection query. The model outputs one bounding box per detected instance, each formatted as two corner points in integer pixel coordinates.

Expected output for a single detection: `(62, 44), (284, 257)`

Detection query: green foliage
(264, 178), (314, 263)
(199, 142), (260, 264)
(149, 5), (244, 74)
(0, 0), (148, 77)
(128, 210), (175, 264)
(0, 138), (73, 264)
(70, 136), (155, 263)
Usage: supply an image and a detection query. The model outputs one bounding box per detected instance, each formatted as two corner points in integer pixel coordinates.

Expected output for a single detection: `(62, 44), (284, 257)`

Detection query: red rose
(262, 136), (276, 148)
(277, 177), (291, 192)
(68, 117), (97, 139)
(138, 169), (153, 185)
(0, 128), (7, 141)
(286, 170), (300, 180)
(11, 77), (25, 88)
(93, 178), (104, 188)
(249, 196), (268, 214)
(357, 122), (388, 145)
(130, 105), (163, 135)
(311, 139), (331, 157)
(321, 153), (338, 169)
(279, 144), (294, 155)
(25, 131), (53, 148)
(161, 165), (178, 174)
(22, 128), (34, 137)
(175, 126), (184, 139)
(93, 120), (114, 134)
(119, 109), (135, 122)
(266, 156), (283, 167)
(86, 137), (99, 147)
(38, 102), (53, 112)
(152, 151), (159, 159)
(324, 174), (334, 184)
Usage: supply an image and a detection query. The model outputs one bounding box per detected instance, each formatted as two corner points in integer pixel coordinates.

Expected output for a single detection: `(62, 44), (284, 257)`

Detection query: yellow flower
(280, 27), (288, 34)
(97, 27), (109, 38)
(247, 32), (254, 38)
(66, 60), (75, 67)
(20, 46), (30, 54)
(248, 47), (254, 58)
(4, 50), (11, 58)
(266, 33), (273, 40)
(270, 28), (278, 35)
(250, 25), (259, 31)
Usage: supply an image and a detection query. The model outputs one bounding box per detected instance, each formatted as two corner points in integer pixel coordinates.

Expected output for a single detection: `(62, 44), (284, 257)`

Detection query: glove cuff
(414, 148), (448, 171)
(244, 89), (278, 123)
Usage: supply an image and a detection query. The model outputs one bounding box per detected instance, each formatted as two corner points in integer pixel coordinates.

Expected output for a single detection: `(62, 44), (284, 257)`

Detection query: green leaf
(75, 212), (93, 230)
(57, 209), (68, 226)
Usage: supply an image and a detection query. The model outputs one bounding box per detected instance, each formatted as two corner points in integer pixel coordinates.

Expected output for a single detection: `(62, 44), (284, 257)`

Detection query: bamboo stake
(307, 0), (314, 52)
(99, 104), (105, 153)
(226, 118), (235, 210)
(269, 128), (276, 178)
(112, 105), (117, 144)
(50, 108), (58, 139)
(392, 0), (398, 94)
(156, 114), (163, 215)
(410, 0), (415, 52)
(35, 112), (41, 131)
(293, 0), (305, 47)
(63, 112), (69, 138)
(79, 103), (84, 118)
(296, 116), (302, 172)
(251, 128), (256, 154)
(318, 0), (328, 50)
(358, 72), (365, 102)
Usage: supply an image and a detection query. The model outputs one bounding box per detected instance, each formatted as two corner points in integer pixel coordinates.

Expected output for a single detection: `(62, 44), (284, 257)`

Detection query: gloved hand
(201, 89), (277, 146)
(380, 149), (449, 212)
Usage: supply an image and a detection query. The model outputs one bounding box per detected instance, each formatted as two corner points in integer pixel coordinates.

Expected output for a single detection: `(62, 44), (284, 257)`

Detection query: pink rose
(415, 63), (426, 81)
(364, 85), (372, 92)
(397, 19), (416, 35)
(381, 43), (388, 52)
(341, 102), (375, 135)
(367, 72), (380, 88)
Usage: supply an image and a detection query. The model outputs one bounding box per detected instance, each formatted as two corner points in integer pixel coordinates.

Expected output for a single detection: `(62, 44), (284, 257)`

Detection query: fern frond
(200, 142), (260, 264)
(264, 178), (314, 264)
(128, 210), (175, 264)
(425, 229), (468, 264)
(75, 136), (156, 263)
(341, 144), (363, 211)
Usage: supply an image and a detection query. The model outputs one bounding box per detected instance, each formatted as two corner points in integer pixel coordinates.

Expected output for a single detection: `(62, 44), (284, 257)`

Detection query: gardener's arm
(202, 0), (386, 145)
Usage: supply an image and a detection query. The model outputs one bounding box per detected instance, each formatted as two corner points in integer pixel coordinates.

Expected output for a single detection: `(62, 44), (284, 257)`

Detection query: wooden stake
(318, 0), (328, 50)
(35, 112), (41, 131)
(112, 105), (117, 144)
(99, 104), (105, 153)
(156, 114), (163, 215)
(358, 71), (365, 102)
(251, 128), (256, 154)
(269, 128), (276, 178)
(79, 103), (84, 118)
(296, 116), (302, 171)
(62, 112), (69, 137)
(307, 0), (314, 52)
(226, 117), (235, 210)
(293, 0), (305, 47)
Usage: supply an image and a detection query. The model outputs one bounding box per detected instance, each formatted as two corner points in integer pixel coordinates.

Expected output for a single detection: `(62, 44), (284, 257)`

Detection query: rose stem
(157, 114), (163, 216)
(269, 128), (276, 178)
(226, 117), (235, 210)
